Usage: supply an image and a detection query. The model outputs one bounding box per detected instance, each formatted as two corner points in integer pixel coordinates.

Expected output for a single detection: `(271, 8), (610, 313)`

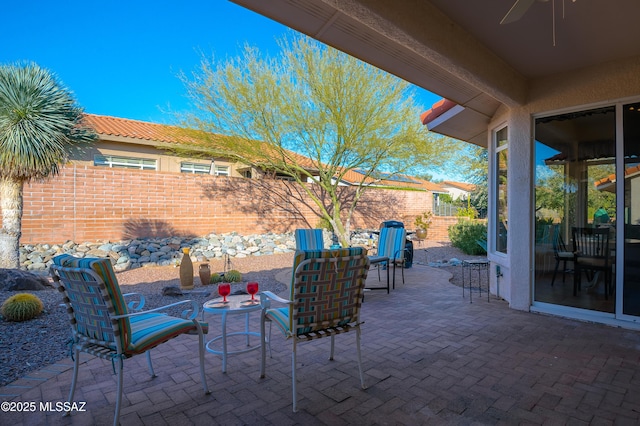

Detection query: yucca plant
(0, 62), (96, 268)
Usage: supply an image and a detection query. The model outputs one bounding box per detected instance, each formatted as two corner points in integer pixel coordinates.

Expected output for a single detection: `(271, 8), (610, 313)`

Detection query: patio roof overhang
(420, 99), (489, 147)
(231, 0), (640, 147)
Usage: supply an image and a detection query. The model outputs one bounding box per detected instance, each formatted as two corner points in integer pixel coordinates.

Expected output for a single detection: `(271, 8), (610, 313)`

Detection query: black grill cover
(379, 220), (404, 229)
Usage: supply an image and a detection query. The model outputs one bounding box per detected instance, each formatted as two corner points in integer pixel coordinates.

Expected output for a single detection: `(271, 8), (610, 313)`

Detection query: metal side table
(461, 259), (490, 303)
(203, 294), (262, 373)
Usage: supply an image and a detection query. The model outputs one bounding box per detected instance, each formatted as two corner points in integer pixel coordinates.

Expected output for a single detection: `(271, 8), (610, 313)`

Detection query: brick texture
(9, 164), (454, 243)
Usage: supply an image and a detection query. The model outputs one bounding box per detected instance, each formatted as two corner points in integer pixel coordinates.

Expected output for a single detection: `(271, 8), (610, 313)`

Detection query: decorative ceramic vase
(199, 263), (211, 287)
(415, 228), (428, 240)
(179, 248), (194, 290)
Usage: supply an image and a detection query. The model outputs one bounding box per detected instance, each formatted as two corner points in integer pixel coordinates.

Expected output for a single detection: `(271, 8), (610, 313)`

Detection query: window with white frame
(494, 127), (508, 254)
(180, 162), (210, 174)
(94, 154), (156, 170)
(213, 165), (229, 176)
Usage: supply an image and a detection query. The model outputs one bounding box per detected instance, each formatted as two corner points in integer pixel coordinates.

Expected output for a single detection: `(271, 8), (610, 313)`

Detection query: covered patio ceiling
(231, 0), (640, 147)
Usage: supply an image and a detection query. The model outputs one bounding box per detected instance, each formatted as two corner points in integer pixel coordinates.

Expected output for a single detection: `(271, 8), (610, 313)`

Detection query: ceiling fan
(500, 0), (577, 25)
(500, 0), (577, 45)
(500, 0), (548, 25)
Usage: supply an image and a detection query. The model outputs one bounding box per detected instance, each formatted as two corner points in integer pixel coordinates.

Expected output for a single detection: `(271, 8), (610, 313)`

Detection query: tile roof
(441, 181), (476, 192)
(83, 113), (439, 191)
(420, 99), (457, 126)
(82, 114), (199, 144)
(594, 165), (640, 190)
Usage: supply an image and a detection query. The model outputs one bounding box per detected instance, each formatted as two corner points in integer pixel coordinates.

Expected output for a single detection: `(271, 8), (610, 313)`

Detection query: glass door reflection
(623, 102), (640, 317)
(534, 106), (616, 313)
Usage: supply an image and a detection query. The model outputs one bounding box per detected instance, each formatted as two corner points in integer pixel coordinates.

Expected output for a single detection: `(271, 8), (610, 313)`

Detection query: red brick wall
(428, 216), (459, 242)
(12, 164), (453, 243)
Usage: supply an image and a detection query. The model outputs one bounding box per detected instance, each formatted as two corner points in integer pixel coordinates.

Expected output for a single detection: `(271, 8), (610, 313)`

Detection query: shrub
(1, 293), (44, 322)
(448, 220), (487, 255)
(224, 270), (243, 283)
(414, 211), (433, 230)
(456, 207), (478, 219)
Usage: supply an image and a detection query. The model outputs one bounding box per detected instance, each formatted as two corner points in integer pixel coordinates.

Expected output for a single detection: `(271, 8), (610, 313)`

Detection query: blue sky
(2, 0), (441, 125)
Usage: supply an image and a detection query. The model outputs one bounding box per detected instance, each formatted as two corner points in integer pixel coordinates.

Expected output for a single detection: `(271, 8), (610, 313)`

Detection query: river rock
(16, 230), (363, 273)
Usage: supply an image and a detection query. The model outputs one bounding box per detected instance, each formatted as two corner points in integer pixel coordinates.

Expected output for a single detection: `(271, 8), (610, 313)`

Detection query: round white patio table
(203, 294), (262, 373)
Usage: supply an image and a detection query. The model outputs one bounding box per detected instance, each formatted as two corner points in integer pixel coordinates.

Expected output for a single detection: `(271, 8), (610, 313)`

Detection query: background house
(80, 113), (435, 192)
(80, 114), (256, 178)
(439, 181), (475, 201)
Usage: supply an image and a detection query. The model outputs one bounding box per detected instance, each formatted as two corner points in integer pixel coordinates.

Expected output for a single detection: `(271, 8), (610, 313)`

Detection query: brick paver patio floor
(1, 263), (639, 425)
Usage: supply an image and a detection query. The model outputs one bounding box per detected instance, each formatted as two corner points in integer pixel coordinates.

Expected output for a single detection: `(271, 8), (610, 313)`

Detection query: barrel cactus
(1, 293), (44, 322)
(224, 270), (242, 283)
(209, 273), (223, 284)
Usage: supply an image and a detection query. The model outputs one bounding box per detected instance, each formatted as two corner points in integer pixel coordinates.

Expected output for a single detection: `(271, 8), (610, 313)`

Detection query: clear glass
(533, 106), (616, 312)
(623, 102), (640, 317)
(495, 127), (508, 254)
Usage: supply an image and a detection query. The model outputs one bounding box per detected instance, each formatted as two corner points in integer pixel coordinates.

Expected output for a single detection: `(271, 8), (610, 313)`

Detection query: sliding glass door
(623, 102), (640, 317)
(533, 106), (616, 313)
(533, 101), (640, 323)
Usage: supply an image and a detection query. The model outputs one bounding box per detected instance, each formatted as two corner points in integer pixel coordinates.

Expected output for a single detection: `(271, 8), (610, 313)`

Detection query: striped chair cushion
(53, 254), (130, 350)
(294, 229), (324, 251)
(264, 307), (290, 337)
(267, 247), (365, 337)
(377, 227), (406, 261)
(128, 313), (203, 354)
(53, 254), (206, 355)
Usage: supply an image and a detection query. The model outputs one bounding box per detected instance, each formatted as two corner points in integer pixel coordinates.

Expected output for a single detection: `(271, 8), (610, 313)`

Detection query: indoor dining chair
(572, 227), (613, 299)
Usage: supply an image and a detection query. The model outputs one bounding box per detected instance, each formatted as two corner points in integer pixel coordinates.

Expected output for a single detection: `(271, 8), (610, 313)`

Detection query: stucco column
(507, 107), (533, 310)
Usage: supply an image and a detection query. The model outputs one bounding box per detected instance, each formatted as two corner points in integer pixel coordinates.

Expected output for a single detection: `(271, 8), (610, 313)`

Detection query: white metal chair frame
(51, 264), (210, 426)
(259, 250), (369, 412)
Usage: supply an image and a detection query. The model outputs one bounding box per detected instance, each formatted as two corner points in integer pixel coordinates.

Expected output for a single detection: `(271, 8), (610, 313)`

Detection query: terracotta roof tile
(442, 180), (476, 192)
(82, 114), (199, 144)
(594, 165), (640, 189)
(420, 99), (457, 125)
(83, 113), (438, 191)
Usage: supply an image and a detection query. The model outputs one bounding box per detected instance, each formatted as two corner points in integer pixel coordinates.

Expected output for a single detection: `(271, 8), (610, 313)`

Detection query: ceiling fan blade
(500, 0), (537, 24)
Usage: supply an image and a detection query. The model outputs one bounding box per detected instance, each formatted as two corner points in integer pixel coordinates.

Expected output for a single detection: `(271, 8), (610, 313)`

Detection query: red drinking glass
(218, 283), (231, 303)
(247, 282), (259, 302)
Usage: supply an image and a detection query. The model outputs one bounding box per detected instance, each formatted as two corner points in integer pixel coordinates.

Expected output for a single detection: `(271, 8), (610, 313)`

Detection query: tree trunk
(0, 178), (23, 268)
(330, 215), (351, 248)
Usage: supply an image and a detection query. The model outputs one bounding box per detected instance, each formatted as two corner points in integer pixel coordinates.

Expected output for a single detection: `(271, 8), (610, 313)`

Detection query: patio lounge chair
(50, 254), (210, 426)
(259, 247), (369, 412)
(294, 228), (325, 250)
(368, 227), (407, 290)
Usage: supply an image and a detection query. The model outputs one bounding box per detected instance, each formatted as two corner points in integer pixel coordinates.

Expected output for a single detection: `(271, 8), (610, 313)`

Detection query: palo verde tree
(181, 35), (452, 246)
(0, 62), (95, 268)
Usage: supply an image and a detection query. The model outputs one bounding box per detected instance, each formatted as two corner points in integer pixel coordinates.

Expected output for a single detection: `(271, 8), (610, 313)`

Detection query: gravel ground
(0, 243), (482, 387)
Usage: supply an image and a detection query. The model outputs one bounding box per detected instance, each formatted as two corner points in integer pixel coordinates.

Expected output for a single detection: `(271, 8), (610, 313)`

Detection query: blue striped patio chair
(369, 227), (407, 290)
(50, 254), (210, 426)
(294, 228), (325, 250)
(259, 247), (370, 412)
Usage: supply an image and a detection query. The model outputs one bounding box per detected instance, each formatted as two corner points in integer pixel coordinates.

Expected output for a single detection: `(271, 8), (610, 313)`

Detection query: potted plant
(414, 211), (433, 240)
